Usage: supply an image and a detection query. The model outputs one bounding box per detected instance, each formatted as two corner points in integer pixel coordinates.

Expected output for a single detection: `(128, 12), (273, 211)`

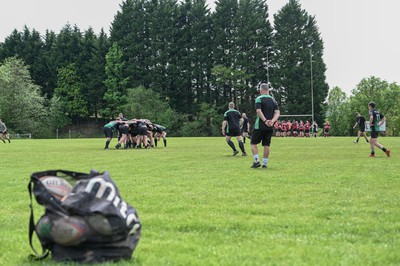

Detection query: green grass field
(0, 137), (399, 265)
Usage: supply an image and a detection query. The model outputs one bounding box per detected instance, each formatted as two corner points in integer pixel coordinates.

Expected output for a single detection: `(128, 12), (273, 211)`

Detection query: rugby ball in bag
(39, 176), (73, 200)
(87, 213), (113, 235)
(51, 216), (92, 246)
(36, 215), (52, 240)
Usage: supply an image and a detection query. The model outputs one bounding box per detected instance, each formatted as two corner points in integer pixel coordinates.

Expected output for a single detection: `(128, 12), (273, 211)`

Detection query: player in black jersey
(368, 102), (390, 157)
(136, 119), (149, 148)
(153, 124), (167, 147)
(353, 112), (369, 143)
(115, 122), (130, 149)
(222, 102), (247, 156)
(250, 83), (280, 169)
(241, 113), (250, 143)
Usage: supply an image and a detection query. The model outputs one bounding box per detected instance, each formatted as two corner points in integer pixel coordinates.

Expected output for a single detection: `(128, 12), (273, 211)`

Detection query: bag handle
(28, 180), (49, 260)
(31, 169), (89, 180)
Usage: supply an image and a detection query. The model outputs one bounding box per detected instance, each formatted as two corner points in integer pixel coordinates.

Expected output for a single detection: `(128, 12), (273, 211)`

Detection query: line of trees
(0, 0), (329, 137)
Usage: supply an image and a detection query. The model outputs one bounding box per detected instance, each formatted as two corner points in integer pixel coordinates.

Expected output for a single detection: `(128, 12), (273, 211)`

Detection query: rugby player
(0, 119), (10, 143)
(103, 119), (122, 150)
(241, 113), (250, 143)
(250, 83), (280, 169)
(153, 123), (167, 147)
(368, 102), (390, 157)
(353, 112), (369, 143)
(323, 121), (331, 137)
(304, 121), (311, 137)
(222, 102), (247, 156)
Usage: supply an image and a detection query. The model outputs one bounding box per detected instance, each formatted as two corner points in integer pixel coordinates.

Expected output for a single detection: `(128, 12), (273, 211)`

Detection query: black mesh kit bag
(28, 170), (141, 263)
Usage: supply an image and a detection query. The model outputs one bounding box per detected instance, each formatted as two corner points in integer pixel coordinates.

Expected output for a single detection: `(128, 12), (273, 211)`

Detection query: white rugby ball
(39, 176), (73, 200)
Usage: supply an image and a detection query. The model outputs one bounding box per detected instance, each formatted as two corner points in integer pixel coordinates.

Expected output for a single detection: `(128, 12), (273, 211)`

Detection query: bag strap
(31, 169), (88, 180)
(28, 180), (49, 260)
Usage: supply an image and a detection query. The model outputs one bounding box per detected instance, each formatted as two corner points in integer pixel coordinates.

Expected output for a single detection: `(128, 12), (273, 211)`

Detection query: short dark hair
(368, 102), (376, 108)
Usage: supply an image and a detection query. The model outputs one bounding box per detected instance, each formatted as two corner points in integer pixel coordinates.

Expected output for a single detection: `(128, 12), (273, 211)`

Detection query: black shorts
(251, 129), (273, 147)
(156, 128), (166, 134)
(359, 127), (365, 132)
(370, 131), (378, 138)
(138, 126), (148, 136)
(226, 129), (241, 137)
(305, 130), (310, 133)
(130, 129), (139, 137)
(1, 130), (8, 135)
(119, 126), (129, 135)
(104, 127), (113, 138)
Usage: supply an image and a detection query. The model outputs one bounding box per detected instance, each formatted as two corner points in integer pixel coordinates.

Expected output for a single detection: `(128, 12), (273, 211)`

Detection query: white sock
(253, 154), (259, 162)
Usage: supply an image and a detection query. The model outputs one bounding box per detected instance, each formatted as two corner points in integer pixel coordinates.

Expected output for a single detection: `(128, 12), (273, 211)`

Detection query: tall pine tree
(110, 0), (151, 88)
(102, 43), (128, 119)
(211, 0), (239, 107)
(40, 30), (58, 97)
(54, 63), (88, 122)
(233, 0), (273, 114)
(79, 28), (110, 118)
(272, 0), (328, 123)
(211, 0), (273, 115)
(173, 0), (213, 114)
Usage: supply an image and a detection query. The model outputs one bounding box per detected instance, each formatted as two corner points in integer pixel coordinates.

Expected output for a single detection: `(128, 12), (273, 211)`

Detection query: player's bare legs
(369, 138), (390, 157)
(263, 145), (270, 159)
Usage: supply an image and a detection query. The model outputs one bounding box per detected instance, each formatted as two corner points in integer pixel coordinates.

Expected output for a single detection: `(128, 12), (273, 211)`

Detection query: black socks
(227, 140), (237, 151)
(238, 141), (245, 153)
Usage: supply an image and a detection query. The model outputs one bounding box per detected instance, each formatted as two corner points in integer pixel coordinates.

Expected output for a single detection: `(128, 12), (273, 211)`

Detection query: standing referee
(251, 83), (280, 168)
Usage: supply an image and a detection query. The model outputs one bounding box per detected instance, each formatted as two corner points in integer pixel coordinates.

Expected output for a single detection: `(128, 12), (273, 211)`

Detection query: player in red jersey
(286, 120), (292, 137)
(274, 120), (279, 137)
(291, 120), (298, 137)
(277, 121), (282, 137)
(304, 121), (311, 137)
(323, 121), (331, 137)
(281, 121), (287, 137)
(298, 120), (305, 137)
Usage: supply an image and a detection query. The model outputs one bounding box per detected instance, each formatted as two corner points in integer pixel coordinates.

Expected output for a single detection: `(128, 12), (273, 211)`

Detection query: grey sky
(0, 0), (398, 94)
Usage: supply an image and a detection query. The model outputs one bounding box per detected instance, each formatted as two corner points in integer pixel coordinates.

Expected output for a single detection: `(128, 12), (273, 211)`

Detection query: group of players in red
(273, 119), (331, 137)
